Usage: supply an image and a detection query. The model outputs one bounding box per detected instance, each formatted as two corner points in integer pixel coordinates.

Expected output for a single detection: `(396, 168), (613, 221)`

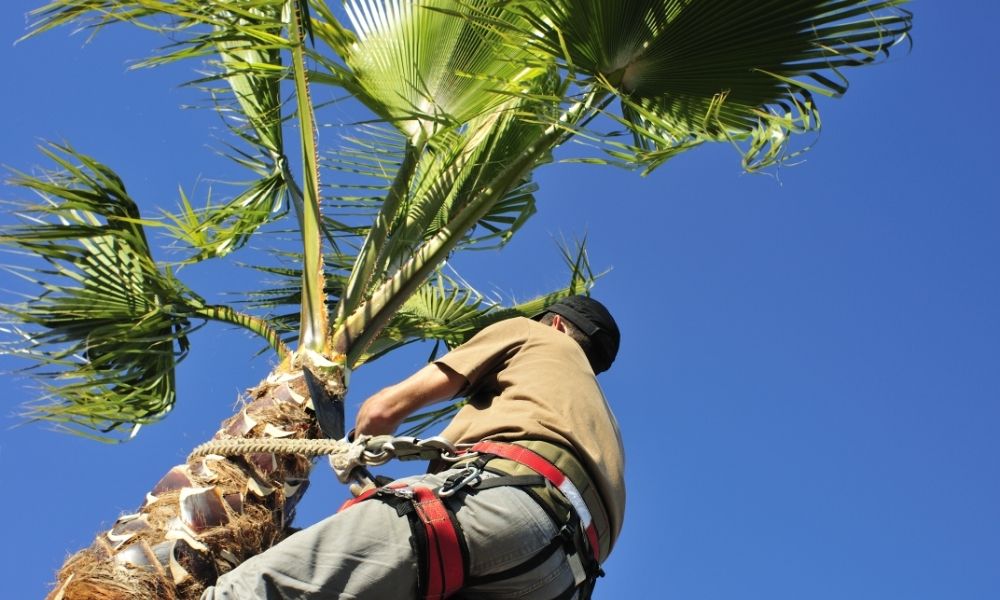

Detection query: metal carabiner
(437, 464), (482, 498)
(418, 436), (471, 462)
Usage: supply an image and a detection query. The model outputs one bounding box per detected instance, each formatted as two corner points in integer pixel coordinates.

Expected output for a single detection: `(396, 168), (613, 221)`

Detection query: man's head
(536, 295), (620, 374)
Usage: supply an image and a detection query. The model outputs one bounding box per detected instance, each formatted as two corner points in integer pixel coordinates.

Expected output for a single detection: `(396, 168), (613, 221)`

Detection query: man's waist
(464, 439), (614, 562)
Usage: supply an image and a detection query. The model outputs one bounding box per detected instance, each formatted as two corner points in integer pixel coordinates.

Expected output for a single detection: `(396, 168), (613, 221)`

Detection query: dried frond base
(48, 549), (175, 600)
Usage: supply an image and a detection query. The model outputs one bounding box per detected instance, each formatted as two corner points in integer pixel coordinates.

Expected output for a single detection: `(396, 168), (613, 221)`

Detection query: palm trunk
(47, 367), (335, 600)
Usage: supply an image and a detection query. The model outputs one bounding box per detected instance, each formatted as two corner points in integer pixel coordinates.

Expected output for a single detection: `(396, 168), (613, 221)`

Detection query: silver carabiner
(419, 436), (473, 462)
(437, 465), (482, 498)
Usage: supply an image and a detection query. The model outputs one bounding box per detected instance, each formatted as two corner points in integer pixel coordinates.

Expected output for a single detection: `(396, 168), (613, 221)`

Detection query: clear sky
(2, 2), (998, 599)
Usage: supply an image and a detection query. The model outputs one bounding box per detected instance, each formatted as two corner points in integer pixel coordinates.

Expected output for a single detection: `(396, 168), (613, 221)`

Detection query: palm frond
(160, 172), (289, 261)
(331, 86), (570, 365)
(1, 144), (199, 439)
(1, 144), (291, 439)
(462, 178), (538, 248)
(377, 82), (556, 272)
(28, 1), (299, 261)
(372, 236), (597, 358)
(323, 116), (543, 280)
(355, 272), (488, 365)
(284, 0), (331, 353)
(174, 4), (294, 261)
(211, 3), (286, 157)
(26, 0), (292, 66)
(311, 0), (546, 141)
(512, 0), (913, 171)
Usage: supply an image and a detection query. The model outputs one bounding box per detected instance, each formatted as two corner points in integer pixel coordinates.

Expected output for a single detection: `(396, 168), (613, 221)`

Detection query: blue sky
(2, 2), (998, 599)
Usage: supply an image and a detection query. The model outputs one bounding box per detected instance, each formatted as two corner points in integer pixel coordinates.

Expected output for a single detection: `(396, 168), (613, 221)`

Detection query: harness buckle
(556, 523), (575, 546)
(437, 465), (482, 497)
(384, 487), (416, 500)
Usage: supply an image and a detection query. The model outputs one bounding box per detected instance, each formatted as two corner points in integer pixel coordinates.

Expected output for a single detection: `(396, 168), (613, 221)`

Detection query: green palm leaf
(1, 144), (197, 439)
(407, 94), (554, 254)
(324, 120), (543, 270)
(400, 238), (597, 350)
(169, 3), (294, 260)
(512, 0), (912, 170)
(312, 0), (544, 142)
(1, 144), (289, 439)
(27, 1), (302, 261)
(161, 171), (289, 261)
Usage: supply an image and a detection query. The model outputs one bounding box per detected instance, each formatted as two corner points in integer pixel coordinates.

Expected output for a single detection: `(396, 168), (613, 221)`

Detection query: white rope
(188, 437), (351, 460)
(187, 435), (471, 484)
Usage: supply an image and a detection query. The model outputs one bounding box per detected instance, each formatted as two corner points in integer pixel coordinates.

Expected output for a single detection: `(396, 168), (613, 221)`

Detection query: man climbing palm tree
(202, 295), (623, 599)
(5, 2), (913, 597)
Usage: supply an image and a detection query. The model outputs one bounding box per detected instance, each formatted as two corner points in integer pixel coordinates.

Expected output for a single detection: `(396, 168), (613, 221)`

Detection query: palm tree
(2, 1), (911, 598)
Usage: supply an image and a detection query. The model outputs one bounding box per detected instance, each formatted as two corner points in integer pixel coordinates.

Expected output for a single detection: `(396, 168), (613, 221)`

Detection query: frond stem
(194, 304), (291, 359)
(334, 139), (424, 326)
(287, 0), (328, 354)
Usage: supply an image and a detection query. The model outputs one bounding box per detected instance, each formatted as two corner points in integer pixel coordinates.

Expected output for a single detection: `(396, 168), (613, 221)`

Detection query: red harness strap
(410, 486), (464, 599)
(339, 483), (464, 600)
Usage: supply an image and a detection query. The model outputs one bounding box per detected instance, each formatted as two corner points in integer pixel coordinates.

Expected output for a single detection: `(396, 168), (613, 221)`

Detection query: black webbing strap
(464, 523), (575, 587)
(456, 467), (588, 593)
(551, 580), (582, 600)
(469, 474), (546, 491)
(461, 457), (603, 600)
(477, 466), (574, 532)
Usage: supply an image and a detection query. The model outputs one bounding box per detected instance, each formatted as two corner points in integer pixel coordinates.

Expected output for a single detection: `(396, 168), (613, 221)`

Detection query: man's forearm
(355, 362), (466, 435)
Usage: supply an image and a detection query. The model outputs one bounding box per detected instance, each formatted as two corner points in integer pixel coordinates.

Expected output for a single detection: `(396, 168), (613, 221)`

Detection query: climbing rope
(188, 437), (351, 460)
(187, 434), (471, 484)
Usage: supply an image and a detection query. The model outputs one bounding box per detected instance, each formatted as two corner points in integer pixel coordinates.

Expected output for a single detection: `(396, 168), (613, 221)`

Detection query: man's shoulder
(456, 315), (575, 360)
(477, 315), (536, 337)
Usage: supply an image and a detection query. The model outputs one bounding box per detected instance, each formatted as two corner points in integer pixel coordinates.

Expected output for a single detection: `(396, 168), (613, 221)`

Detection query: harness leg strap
(411, 486), (466, 599)
(339, 483), (466, 600)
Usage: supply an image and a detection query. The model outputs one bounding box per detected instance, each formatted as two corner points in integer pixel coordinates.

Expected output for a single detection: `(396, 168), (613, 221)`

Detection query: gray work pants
(201, 469), (579, 599)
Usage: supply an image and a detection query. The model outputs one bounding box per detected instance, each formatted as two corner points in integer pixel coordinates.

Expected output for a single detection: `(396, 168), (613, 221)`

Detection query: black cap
(539, 295), (620, 373)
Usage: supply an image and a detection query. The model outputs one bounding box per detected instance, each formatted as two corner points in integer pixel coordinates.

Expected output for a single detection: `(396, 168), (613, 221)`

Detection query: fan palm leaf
(311, 0), (543, 142)
(2, 144), (289, 439)
(162, 1), (293, 260)
(2, 144), (194, 437)
(506, 0), (912, 170)
(309, 0), (552, 328)
(25, 1), (299, 261)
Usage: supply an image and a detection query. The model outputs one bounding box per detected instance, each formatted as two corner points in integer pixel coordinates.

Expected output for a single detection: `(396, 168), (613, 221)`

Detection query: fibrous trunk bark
(47, 367), (335, 600)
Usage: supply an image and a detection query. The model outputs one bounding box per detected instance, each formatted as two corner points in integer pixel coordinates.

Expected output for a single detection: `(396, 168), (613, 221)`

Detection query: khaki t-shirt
(436, 317), (625, 547)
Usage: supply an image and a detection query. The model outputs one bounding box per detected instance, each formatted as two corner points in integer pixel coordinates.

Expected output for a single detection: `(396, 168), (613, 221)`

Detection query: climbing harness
(188, 434), (607, 599)
(338, 439), (606, 600)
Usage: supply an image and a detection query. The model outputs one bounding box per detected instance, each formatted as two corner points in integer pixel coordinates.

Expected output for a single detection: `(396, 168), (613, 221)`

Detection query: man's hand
(355, 362), (466, 436)
(355, 386), (406, 435)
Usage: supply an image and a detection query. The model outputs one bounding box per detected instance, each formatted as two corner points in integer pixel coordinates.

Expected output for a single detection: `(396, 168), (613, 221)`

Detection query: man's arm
(355, 362), (467, 436)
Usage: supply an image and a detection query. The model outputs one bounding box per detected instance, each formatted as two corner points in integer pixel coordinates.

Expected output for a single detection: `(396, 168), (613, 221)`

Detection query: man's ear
(550, 314), (567, 332)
